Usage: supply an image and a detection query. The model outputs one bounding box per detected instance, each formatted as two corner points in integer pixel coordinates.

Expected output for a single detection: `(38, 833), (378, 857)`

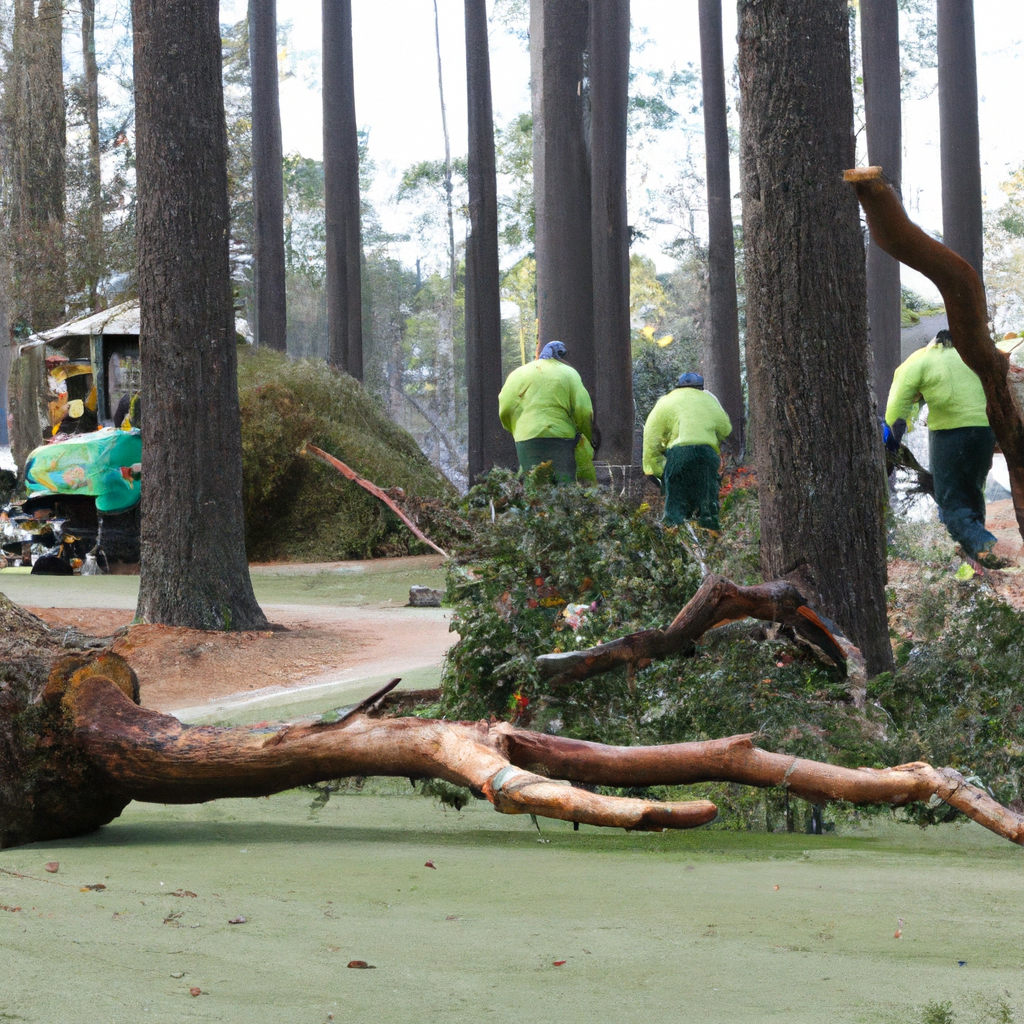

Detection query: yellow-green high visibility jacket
(642, 387), (732, 478)
(498, 358), (593, 442)
(884, 341), (989, 432)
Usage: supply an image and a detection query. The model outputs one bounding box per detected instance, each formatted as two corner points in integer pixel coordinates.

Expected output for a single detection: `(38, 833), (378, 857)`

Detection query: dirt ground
(11, 554), (455, 713)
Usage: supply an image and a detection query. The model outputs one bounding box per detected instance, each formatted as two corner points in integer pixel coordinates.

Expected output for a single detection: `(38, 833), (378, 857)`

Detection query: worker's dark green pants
(662, 443), (721, 529)
(929, 425), (997, 558)
(515, 437), (578, 485)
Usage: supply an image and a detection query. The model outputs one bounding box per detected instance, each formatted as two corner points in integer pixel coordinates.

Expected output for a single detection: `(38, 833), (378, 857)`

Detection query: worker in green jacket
(884, 329), (1001, 566)
(498, 341), (594, 484)
(642, 372), (732, 529)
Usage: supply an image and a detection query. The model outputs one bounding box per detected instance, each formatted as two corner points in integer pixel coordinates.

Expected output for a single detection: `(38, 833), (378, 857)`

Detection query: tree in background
(937, 0), (983, 280)
(464, 0), (515, 481)
(738, 0), (893, 674)
(7, 0), (66, 332)
(697, 0), (744, 451)
(860, 0), (902, 413)
(530, 0), (594, 392)
(590, 0), (633, 467)
(249, 0), (287, 352)
(77, 0), (103, 312)
(322, 0), (362, 378)
(133, 0), (267, 630)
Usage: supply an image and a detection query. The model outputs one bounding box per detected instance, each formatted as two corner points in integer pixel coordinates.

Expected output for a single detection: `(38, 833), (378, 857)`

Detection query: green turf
(0, 555), (447, 612)
(2, 793), (1022, 1024)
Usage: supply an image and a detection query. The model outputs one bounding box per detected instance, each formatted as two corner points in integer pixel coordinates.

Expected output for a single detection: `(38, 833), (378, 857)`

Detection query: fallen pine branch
(5, 648), (1023, 849)
(304, 443), (450, 558)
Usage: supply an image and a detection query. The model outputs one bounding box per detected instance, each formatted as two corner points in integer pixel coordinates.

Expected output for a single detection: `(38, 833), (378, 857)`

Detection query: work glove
(882, 418), (906, 455)
(646, 474), (663, 493)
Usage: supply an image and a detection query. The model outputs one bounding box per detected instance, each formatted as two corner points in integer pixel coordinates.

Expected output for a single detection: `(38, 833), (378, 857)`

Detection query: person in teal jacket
(643, 372), (732, 529)
(884, 329), (1001, 565)
(498, 341), (594, 484)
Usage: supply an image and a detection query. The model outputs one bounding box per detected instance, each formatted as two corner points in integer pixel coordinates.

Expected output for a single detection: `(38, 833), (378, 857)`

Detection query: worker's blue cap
(677, 372), (704, 388)
(539, 341), (567, 360)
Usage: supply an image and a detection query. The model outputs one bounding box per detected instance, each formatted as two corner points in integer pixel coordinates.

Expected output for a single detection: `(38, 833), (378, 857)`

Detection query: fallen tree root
(536, 574), (854, 686)
(4, 651), (1024, 849)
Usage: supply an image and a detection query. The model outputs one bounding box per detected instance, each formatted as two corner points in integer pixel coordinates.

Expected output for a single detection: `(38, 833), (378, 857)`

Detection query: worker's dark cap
(539, 341), (567, 360)
(677, 372), (705, 389)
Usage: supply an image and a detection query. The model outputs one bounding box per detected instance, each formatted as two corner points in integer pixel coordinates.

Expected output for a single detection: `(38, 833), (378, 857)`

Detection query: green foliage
(237, 348), (454, 562)
(441, 469), (704, 733)
(921, 1002), (955, 1024)
(440, 470), (1024, 830)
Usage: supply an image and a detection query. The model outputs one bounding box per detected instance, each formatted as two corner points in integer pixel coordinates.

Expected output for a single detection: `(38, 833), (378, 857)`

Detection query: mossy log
(845, 166), (1024, 542)
(3, 591), (1024, 849)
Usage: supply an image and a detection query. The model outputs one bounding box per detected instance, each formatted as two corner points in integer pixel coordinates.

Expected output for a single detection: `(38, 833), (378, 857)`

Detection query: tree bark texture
(698, 0), (745, 450)
(465, 0), (516, 482)
(132, 0), (268, 631)
(3, 635), (1023, 850)
(860, 0), (902, 412)
(738, 0), (893, 675)
(937, 0), (984, 280)
(81, 0), (104, 312)
(322, 0), (363, 378)
(589, 0), (632, 465)
(249, 0), (288, 352)
(846, 167), (1024, 541)
(8, 0), (66, 331)
(531, 0), (595, 396)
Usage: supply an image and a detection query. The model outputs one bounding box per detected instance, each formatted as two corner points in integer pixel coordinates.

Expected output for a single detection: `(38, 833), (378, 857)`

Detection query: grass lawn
(2, 789), (1021, 1024)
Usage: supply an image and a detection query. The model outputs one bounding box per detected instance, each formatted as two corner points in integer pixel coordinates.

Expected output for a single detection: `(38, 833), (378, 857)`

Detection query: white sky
(222, 0), (1023, 299)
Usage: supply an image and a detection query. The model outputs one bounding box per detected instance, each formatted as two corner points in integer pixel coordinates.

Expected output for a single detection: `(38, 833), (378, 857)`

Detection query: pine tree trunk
(132, 0), (267, 631)
(10, 0), (66, 331)
(860, 0), (902, 412)
(590, 0), (632, 466)
(81, 0), (103, 312)
(937, 0), (983, 281)
(531, 0), (595, 396)
(322, 0), (363, 378)
(249, 0), (288, 352)
(465, 0), (516, 482)
(698, 0), (745, 450)
(738, 0), (893, 675)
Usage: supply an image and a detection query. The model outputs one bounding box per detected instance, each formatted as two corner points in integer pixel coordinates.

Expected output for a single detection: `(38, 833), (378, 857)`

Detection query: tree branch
(844, 165), (1024, 539)
(536, 575), (853, 686)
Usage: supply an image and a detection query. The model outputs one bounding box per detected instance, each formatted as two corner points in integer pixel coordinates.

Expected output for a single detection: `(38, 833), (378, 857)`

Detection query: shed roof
(19, 300), (253, 355)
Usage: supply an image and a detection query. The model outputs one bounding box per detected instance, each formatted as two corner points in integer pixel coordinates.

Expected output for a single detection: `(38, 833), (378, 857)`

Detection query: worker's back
(642, 387), (732, 477)
(885, 341), (988, 431)
(498, 358), (593, 442)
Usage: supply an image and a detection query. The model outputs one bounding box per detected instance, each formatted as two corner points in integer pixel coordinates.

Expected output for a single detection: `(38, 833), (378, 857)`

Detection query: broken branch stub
(844, 165), (1024, 540)
(4, 647), (1024, 849)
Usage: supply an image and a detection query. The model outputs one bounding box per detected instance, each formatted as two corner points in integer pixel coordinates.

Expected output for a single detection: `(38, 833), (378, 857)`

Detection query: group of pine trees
(0, 0), (1019, 669)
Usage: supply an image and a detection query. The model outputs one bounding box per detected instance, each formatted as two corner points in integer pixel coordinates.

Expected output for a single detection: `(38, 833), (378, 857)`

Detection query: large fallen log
(3, 638), (1024, 849)
(844, 165), (1024, 541)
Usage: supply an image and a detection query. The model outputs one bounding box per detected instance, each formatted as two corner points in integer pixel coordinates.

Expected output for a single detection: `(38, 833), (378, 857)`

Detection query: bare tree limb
(305, 443), (449, 558)
(536, 575), (851, 686)
(5, 650), (1024, 849)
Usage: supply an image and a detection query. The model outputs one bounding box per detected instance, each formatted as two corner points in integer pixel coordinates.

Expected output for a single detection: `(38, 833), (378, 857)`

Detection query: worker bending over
(884, 329), (1002, 567)
(643, 372), (732, 529)
(498, 341), (594, 484)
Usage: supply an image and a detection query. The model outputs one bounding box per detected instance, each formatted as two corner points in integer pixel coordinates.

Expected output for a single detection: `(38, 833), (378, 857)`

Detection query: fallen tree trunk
(844, 165), (1024, 541)
(4, 633), (1024, 849)
(536, 574), (858, 687)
